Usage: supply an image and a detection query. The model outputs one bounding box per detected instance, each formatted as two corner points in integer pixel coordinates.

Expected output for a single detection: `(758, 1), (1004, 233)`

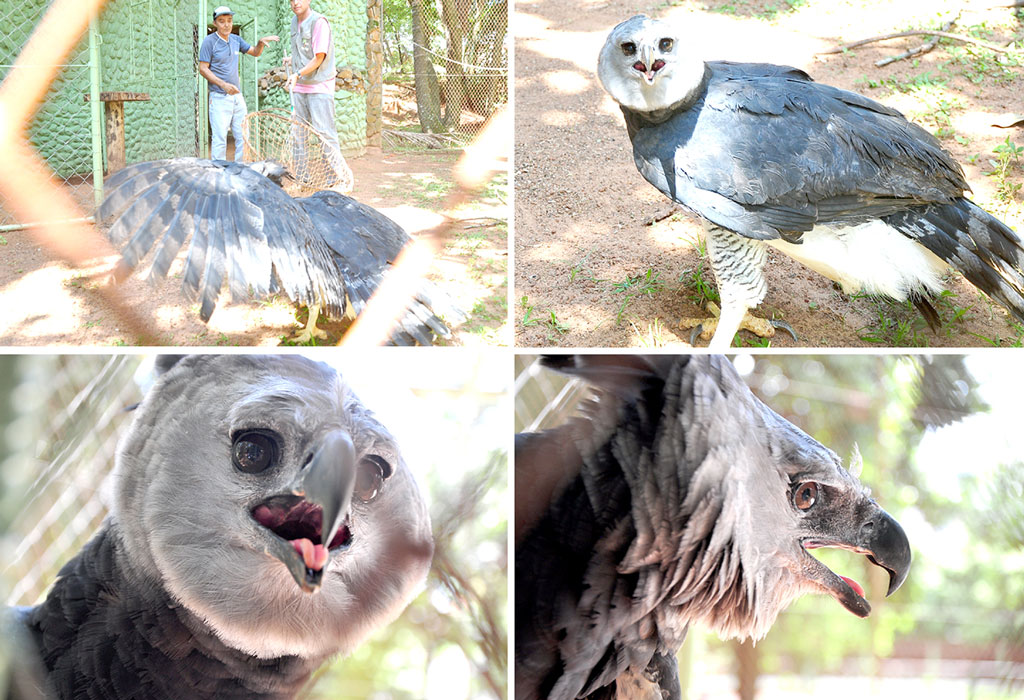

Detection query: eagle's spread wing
(98, 158), (347, 322)
(298, 191), (466, 345)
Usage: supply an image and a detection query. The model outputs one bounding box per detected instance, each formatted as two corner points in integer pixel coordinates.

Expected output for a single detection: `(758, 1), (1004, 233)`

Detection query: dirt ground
(0, 148), (507, 347)
(514, 0), (1024, 347)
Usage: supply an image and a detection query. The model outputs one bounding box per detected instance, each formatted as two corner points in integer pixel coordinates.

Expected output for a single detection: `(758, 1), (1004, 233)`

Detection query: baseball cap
(213, 6), (233, 19)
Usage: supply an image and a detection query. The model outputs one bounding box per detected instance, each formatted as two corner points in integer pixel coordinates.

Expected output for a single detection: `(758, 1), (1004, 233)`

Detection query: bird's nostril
(633, 61), (647, 72)
(860, 519), (876, 539)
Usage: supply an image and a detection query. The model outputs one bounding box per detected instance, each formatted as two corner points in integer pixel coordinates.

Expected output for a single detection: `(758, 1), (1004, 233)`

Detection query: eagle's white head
(597, 15), (706, 113)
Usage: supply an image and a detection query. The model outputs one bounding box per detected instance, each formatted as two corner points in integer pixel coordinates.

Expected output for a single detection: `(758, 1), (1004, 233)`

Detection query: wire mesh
(243, 108), (354, 193)
(174, 0), (201, 159)
(513, 355), (585, 434)
(0, 2), (97, 227)
(382, 0), (508, 147)
(0, 355), (143, 606)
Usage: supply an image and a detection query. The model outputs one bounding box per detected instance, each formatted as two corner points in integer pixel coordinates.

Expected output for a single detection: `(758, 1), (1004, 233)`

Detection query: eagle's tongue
(840, 575), (865, 598)
(292, 538), (329, 571)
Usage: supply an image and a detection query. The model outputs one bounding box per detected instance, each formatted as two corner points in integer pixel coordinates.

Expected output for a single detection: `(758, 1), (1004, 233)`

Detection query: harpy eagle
(11, 354), (433, 698)
(598, 15), (1024, 348)
(97, 158), (464, 345)
(515, 355), (912, 700)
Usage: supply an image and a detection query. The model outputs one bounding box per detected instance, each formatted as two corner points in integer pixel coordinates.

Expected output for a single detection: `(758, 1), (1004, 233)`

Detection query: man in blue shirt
(198, 6), (279, 161)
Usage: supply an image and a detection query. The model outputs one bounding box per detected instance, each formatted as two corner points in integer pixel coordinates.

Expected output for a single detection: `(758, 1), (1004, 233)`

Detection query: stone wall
(4, 0), (94, 178)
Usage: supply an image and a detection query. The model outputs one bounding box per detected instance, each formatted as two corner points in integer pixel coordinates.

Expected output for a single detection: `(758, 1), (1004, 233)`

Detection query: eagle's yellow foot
(291, 305), (329, 344)
(680, 302), (796, 345)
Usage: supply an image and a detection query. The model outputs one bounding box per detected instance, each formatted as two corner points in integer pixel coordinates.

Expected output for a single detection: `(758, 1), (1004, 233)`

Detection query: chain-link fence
(380, 0), (508, 148)
(514, 355), (582, 434)
(0, 355), (143, 606)
(0, 3), (99, 227)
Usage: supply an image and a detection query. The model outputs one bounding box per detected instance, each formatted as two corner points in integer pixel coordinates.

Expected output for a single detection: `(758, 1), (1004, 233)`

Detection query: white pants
(209, 91), (247, 161)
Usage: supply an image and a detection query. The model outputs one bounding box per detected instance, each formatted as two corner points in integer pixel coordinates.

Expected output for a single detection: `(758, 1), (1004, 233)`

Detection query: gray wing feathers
(299, 191), (463, 344)
(98, 158), (347, 323)
(888, 199), (1024, 323)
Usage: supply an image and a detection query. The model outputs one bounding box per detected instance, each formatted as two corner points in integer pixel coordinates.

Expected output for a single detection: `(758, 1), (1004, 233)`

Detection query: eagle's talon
(689, 324), (704, 346)
(770, 319), (798, 342)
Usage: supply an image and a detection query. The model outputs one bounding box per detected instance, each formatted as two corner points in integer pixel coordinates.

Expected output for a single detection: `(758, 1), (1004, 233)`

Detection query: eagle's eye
(355, 455), (391, 502)
(621, 41), (637, 56)
(793, 482), (818, 510)
(232, 431), (279, 474)
(659, 37), (673, 52)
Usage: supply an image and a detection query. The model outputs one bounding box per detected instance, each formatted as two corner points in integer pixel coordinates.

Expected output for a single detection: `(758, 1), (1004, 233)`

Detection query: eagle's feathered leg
(679, 225), (794, 348)
(601, 653), (682, 700)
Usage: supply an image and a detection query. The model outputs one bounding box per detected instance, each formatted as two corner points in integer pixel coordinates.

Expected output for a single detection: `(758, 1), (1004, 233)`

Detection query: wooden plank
(105, 100), (126, 174)
(83, 92), (151, 102)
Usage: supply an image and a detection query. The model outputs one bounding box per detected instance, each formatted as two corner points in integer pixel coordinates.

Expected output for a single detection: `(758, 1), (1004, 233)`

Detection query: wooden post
(104, 100), (126, 172)
(84, 91), (151, 174)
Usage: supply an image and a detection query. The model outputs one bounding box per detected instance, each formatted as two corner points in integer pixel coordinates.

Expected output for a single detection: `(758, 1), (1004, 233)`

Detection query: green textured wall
(3, 0), (94, 178)
(101, 0), (368, 163)
(9, 0), (368, 177)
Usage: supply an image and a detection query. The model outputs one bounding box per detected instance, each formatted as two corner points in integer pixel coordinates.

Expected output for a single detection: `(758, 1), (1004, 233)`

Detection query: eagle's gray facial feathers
(516, 355), (912, 700)
(112, 355), (433, 661)
(597, 15), (705, 113)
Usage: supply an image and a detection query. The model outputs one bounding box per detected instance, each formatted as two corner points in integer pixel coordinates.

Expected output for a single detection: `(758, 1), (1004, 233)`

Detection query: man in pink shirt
(285, 0), (345, 186)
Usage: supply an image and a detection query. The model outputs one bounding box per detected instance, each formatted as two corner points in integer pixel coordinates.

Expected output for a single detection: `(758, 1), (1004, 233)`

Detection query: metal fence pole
(198, 0), (208, 157)
(88, 15), (103, 207)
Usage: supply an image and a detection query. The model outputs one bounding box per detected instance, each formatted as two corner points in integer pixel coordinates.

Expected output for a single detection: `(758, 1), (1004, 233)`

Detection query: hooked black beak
(802, 504), (911, 617)
(254, 430), (356, 593)
(865, 509), (912, 597)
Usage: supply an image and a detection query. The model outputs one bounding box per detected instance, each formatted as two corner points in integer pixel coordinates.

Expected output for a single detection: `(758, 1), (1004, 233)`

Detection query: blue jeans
(209, 91), (247, 161)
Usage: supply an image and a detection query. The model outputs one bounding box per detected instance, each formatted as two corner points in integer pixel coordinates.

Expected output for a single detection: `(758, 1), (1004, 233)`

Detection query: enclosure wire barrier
(243, 108), (354, 194)
(0, 0), (97, 228)
(1, 355), (142, 606)
(381, 0), (507, 149)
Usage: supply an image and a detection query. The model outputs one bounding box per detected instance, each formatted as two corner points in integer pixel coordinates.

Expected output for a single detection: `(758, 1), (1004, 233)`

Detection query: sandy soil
(0, 148), (507, 347)
(514, 0), (1024, 347)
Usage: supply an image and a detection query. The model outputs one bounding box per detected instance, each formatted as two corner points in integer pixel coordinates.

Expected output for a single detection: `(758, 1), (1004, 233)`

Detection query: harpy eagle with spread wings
(98, 159), (463, 345)
(11, 355), (433, 699)
(515, 355), (911, 699)
(598, 15), (1024, 348)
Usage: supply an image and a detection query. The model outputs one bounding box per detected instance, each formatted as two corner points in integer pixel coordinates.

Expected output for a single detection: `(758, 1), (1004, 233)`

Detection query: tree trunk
(407, 0), (444, 133)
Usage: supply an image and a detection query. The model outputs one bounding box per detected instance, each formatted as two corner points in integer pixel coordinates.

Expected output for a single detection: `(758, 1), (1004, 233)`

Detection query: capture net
(242, 107), (354, 194)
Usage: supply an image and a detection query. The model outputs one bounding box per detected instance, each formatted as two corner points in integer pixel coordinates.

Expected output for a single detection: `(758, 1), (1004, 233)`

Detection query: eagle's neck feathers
(580, 360), (802, 648)
(21, 525), (323, 699)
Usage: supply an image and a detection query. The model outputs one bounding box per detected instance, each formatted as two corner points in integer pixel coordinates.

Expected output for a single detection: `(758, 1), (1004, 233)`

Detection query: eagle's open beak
(252, 430), (357, 593)
(802, 506), (911, 617)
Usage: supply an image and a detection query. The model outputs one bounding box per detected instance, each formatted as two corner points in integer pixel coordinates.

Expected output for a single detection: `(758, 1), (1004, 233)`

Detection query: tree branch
(820, 29), (1017, 56)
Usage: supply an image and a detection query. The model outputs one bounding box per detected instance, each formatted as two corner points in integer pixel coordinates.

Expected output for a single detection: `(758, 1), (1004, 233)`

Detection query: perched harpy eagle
(597, 15), (1024, 348)
(515, 355), (912, 700)
(97, 158), (463, 345)
(12, 355), (433, 699)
